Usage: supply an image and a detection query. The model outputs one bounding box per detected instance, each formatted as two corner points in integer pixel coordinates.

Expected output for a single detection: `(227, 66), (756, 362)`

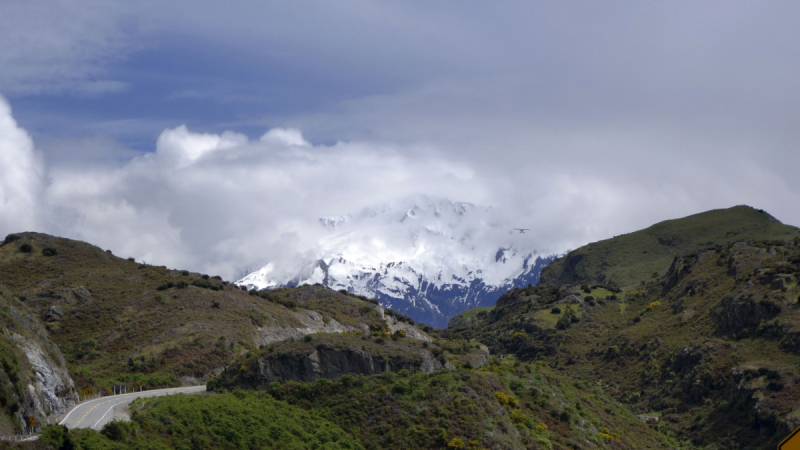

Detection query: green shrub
(101, 419), (131, 441)
(42, 247), (58, 256)
(126, 391), (360, 449)
(304, 334), (313, 343)
(156, 282), (174, 291)
(391, 380), (411, 395)
(19, 243), (33, 253)
(39, 424), (72, 449)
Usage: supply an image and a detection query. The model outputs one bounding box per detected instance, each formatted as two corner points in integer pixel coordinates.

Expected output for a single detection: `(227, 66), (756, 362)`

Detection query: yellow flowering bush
(494, 391), (518, 407)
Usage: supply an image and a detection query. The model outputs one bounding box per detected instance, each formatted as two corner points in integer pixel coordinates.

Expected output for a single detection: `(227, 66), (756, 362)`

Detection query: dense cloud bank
(0, 96), (488, 278)
(1, 95), (798, 281)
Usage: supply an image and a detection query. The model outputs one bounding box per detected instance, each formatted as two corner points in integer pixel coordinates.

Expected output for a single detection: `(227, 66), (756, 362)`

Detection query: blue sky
(1, 1), (799, 278)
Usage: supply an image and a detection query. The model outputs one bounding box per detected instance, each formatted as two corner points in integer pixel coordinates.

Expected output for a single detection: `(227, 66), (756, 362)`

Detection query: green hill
(444, 236), (800, 449)
(540, 205), (800, 287)
(0, 231), (425, 435)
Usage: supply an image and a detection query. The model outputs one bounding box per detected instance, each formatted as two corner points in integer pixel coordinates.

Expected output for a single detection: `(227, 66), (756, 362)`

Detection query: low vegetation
(445, 236), (800, 449)
(31, 391), (362, 450)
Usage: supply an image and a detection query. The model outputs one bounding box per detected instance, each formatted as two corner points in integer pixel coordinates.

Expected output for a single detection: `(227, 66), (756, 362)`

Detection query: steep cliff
(0, 286), (77, 434)
(218, 332), (489, 388)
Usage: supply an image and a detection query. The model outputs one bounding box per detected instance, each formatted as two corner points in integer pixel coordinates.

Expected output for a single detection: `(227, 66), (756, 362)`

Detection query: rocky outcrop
(720, 294), (782, 336)
(448, 314), (476, 328)
(380, 307), (432, 342)
(0, 296), (78, 433)
(10, 332), (78, 419)
(253, 345), (442, 383)
(663, 256), (695, 294)
(253, 310), (366, 346)
(252, 304), (432, 347)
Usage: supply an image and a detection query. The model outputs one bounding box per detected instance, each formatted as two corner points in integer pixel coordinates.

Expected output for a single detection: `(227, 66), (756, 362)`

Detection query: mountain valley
(0, 205), (798, 449)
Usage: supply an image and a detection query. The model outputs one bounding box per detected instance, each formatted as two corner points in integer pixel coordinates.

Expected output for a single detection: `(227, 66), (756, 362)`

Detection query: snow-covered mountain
(237, 195), (556, 328)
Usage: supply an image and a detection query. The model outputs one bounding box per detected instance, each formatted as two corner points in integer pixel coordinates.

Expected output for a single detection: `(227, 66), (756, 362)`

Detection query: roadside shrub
(206, 376), (221, 392)
(101, 419), (131, 441)
(39, 425), (72, 449)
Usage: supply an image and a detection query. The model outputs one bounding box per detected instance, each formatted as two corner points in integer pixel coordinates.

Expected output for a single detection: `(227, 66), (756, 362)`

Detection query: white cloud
(260, 128), (309, 147)
(40, 122), (484, 279)
(1, 97), (798, 281)
(0, 97), (44, 234)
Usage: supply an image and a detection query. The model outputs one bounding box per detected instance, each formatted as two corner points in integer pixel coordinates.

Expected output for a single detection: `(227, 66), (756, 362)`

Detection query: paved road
(58, 385), (206, 430)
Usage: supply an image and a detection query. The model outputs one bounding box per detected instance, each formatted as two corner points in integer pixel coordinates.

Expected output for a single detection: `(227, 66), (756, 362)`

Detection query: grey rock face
(256, 346), (442, 383)
(253, 310), (367, 347)
(252, 304), (432, 347)
(9, 332), (78, 421)
(42, 305), (64, 322)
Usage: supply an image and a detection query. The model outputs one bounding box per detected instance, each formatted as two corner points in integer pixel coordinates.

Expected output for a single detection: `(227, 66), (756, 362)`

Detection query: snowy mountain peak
(237, 195), (555, 327)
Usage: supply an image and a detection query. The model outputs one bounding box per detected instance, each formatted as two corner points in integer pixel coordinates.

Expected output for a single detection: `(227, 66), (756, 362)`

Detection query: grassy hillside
(540, 205), (800, 287)
(216, 354), (679, 450)
(444, 237), (800, 449)
(0, 232), (411, 393)
(31, 391), (363, 450)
